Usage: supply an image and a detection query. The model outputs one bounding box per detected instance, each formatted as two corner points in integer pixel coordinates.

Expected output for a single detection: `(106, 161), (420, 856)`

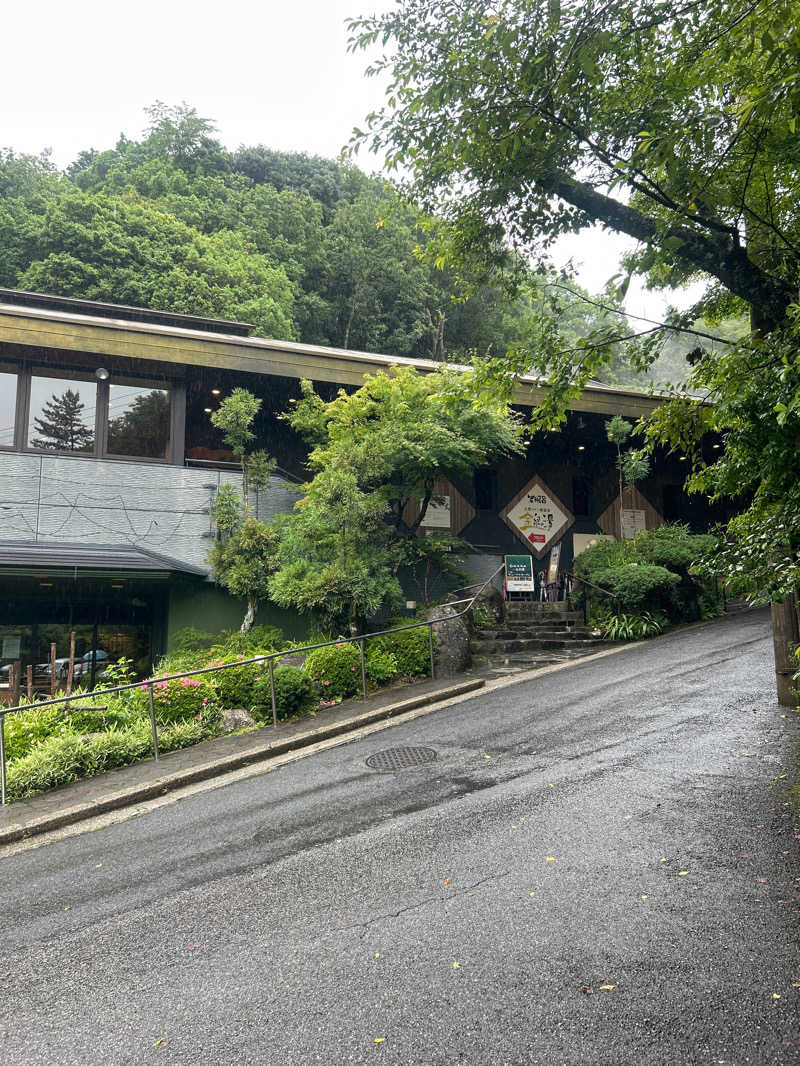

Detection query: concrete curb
(0, 678), (484, 846)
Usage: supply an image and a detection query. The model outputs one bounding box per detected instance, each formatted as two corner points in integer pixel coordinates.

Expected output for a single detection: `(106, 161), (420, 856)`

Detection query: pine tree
(31, 389), (94, 451)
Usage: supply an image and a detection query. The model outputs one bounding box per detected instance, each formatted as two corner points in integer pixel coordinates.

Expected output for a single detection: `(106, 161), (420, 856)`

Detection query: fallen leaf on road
(64, 906), (72, 911)
(624, 815), (632, 820)
(678, 871), (689, 876)
(546, 856), (556, 862)
(153, 1038), (170, 1047)
(756, 877), (767, 884)
(580, 986), (593, 995)
(375, 953), (381, 958)
(641, 895), (648, 900)
(453, 961), (460, 969)
(374, 1037), (385, 1043)
(773, 993), (781, 999)
(598, 984), (615, 991)
(443, 877), (451, 885)
(792, 982), (800, 988)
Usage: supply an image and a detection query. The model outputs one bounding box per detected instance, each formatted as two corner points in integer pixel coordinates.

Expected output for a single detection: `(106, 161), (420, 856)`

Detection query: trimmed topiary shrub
(590, 563), (680, 611)
(304, 642), (362, 699)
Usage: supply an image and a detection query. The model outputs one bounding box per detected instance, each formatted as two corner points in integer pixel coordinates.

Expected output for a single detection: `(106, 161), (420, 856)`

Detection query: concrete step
(473, 636), (607, 654)
(505, 607), (583, 622)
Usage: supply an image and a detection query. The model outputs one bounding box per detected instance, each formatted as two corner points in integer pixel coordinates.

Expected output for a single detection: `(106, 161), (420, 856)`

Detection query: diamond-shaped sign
(500, 474), (574, 559)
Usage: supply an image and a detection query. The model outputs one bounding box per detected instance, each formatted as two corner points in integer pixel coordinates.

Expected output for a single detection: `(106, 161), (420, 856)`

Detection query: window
(107, 381), (170, 459)
(0, 364), (18, 448)
(4, 363), (175, 462)
(28, 370), (96, 452)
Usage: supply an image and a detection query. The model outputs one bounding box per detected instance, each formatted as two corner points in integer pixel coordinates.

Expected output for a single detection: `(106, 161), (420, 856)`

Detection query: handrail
(566, 571), (618, 600)
(0, 566), (506, 805)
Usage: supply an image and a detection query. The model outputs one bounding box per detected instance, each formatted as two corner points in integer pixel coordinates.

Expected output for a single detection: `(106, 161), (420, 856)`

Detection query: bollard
(429, 624), (435, 681)
(269, 658), (277, 728)
(147, 683), (160, 761)
(0, 713), (6, 806)
(360, 638), (367, 700)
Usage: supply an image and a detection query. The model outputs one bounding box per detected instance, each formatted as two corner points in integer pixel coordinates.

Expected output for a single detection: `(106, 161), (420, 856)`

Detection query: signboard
(500, 475), (574, 559)
(621, 508), (647, 540)
(547, 543), (561, 585)
(420, 494), (451, 529)
(505, 554), (535, 592)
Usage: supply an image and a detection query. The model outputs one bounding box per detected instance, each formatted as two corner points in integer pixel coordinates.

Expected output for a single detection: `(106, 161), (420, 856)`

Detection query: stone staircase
(469, 601), (612, 679)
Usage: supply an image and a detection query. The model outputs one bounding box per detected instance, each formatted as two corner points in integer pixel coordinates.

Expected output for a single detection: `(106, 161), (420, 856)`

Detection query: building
(0, 287), (722, 680)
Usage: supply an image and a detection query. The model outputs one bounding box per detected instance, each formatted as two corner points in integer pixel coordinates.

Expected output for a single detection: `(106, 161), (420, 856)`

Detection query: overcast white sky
(2, 0), (698, 321)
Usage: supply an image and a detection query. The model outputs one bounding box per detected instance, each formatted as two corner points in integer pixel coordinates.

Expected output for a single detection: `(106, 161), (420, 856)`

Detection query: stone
(471, 581), (506, 627)
(426, 604), (471, 677)
(221, 708), (256, 732)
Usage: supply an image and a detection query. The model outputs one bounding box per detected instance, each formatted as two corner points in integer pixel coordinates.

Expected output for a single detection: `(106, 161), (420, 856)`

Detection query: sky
(2, 0), (700, 322)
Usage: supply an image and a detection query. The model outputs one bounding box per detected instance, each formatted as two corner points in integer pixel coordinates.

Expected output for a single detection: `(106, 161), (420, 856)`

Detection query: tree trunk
(240, 597), (257, 635)
(770, 595), (799, 707)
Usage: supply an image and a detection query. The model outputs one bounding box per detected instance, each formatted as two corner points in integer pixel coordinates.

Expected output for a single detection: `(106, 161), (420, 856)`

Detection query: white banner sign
(621, 508), (646, 540)
(503, 478), (572, 557)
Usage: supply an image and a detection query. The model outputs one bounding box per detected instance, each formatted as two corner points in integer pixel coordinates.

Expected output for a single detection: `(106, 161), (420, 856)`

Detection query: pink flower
(323, 680), (330, 686)
(351, 666), (356, 671)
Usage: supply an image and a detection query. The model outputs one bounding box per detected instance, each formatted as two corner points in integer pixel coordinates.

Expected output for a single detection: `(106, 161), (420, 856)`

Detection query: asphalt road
(1, 609), (798, 1066)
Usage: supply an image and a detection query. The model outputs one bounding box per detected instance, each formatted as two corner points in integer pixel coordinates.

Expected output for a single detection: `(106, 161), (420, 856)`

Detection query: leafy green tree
(31, 389), (94, 451)
(350, 0), (800, 701)
(207, 391), (279, 633)
(107, 390), (170, 457)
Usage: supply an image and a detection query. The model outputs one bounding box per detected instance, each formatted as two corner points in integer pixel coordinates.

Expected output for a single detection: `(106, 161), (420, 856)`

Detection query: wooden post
(11, 662), (20, 705)
(770, 593), (799, 708)
(65, 631), (76, 700)
(26, 665), (33, 702)
(50, 643), (56, 696)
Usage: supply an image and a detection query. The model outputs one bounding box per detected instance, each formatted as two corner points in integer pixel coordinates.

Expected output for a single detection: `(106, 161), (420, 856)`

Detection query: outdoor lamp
(95, 367), (110, 381)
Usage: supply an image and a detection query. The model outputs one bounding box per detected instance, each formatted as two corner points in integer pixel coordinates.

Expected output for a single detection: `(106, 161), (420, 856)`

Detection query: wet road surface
(1, 609), (798, 1065)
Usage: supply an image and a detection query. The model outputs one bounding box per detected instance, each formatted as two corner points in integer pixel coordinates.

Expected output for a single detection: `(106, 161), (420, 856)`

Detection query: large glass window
(28, 370), (95, 453)
(0, 365), (18, 447)
(107, 381), (170, 459)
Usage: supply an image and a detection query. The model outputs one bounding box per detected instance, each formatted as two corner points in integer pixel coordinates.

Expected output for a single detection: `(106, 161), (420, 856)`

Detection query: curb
(0, 678), (485, 846)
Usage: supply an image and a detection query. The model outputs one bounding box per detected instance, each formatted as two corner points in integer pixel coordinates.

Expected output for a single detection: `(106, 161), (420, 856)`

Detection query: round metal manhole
(366, 746), (438, 772)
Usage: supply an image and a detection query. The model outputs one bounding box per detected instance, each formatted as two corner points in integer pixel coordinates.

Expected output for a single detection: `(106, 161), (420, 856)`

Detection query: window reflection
(0, 368), (17, 447)
(106, 384), (170, 458)
(29, 373), (95, 452)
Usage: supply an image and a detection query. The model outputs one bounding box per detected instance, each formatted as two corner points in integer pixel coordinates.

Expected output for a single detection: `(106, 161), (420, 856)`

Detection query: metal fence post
(429, 623), (435, 681)
(269, 658), (277, 728)
(147, 683), (160, 761)
(360, 638), (367, 699)
(0, 713), (6, 806)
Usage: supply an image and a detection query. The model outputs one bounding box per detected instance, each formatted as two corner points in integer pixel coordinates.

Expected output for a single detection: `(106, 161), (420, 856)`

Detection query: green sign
(505, 554), (535, 591)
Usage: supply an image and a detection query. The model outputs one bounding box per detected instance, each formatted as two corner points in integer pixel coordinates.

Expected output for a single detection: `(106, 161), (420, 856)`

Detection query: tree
(207, 391), (279, 633)
(271, 366), (525, 627)
(605, 415), (650, 549)
(350, 0), (800, 702)
(31, 389), (94, 451)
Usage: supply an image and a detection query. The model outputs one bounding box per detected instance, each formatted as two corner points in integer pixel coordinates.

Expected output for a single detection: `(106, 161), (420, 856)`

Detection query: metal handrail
(0, 565), (506, 805)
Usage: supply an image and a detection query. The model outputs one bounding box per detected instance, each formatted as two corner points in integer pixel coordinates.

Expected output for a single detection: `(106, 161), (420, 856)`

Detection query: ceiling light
(111, 583), (124, 589)
(712, 443), (720, 449)
(39, 581), (53, 587)
(211, 389), (221, 396)
(679, 455), (687, 461)
(95, 367), (110, 381)
(577, 445), (585, 451)
(204, 407), (213, 413)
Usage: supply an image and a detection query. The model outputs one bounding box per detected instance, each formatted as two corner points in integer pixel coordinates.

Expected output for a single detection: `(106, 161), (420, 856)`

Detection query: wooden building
(0, 287), (722, 678)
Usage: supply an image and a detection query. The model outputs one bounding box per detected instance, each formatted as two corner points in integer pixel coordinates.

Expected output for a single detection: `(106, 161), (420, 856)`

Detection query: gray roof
(0, 541), (207, 576)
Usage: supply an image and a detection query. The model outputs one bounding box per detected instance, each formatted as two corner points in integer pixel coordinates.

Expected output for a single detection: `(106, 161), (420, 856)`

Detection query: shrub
(209, 657), (266, 710)
(253, 665), (317, 721)
(590, 563), (680, 611)
(632, 523), (714, 573)
(304, 642), (362, 699)
(132, 674), (216, 724)
(369, 626), (433, 677)
(170, 626), (216, 653)
(211, 625), (283, 656)
(4, 703), (70, 763)
(365, 646), (399, 685)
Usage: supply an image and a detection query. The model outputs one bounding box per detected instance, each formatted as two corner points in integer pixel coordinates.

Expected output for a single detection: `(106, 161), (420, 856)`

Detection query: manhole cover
(366, 746), (438, 772)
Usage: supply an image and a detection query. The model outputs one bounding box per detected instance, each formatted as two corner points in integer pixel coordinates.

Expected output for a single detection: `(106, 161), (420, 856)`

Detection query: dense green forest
(0, 103), (716, 381)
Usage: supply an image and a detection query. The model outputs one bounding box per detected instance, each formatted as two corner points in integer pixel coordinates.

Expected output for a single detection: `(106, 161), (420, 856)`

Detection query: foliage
(590, 563), (680, 611)
(4, 716), (218, 802)
(209, 657), (266, 711)
(30, 389), (94, 451)
(600, 611), (668, 641)
(304, 642), (363, 700)
(211, 625), (284, 656)
(170, 627), (216, 654)
(369, 626), (433, 678)
(349, 0), (800, 599)
(272, 367), (523, 626)
(365, 647), (399, 685)
(469, 604), (495, 631)
(135, 675), (214, 724)
(253, 665), (317, 721)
